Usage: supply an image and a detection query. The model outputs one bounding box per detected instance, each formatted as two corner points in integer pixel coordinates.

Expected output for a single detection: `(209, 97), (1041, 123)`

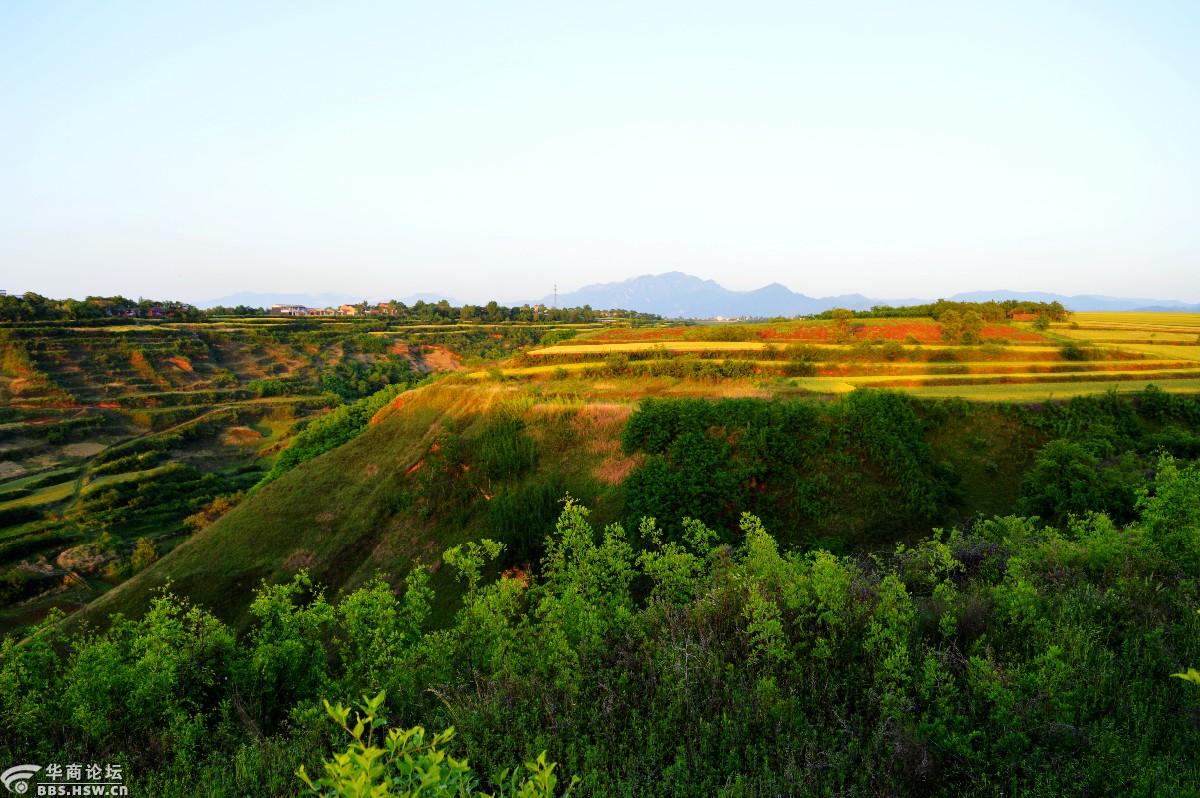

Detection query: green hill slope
(77, 381), (635, 627)
(76, 379), (1072, 630)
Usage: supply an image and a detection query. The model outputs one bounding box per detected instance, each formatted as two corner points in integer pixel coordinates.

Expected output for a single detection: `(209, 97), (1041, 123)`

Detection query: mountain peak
(539, 274), (1200, 318)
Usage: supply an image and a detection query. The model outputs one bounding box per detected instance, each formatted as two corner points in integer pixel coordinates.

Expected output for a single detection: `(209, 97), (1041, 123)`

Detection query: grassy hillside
(80, 375), (1200, 632)
(79, 380), (635, 627)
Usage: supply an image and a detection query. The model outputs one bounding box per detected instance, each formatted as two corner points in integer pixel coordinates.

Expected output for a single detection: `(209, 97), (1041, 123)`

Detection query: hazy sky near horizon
(2, 1), (1199, 304)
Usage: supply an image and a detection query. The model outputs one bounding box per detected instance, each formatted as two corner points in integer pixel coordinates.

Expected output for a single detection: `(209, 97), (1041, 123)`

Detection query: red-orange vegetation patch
(223, 426), (263, 445)
(501, 565), (530, 587)
(588, 326), (690, 343)
(129, 350), (166, 386)
(365, 463), (379, 477)
(761, 321), (946, 343)
(166, 356), (194, 373)
(404, 458), (425, 476)
(370, 396), (405, 425)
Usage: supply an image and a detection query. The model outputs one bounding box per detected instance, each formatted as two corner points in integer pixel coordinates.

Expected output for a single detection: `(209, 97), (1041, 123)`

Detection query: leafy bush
(321, 358), (418, 402)
(622, 391), (954, 544)
(298, 692), (572, 798)
(262, 383), (412, 484)
(1017, 439), (1140, 524)
(538, 328), (578, 346)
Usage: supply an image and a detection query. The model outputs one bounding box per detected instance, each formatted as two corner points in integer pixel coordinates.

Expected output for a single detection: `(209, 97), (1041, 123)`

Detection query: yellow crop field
(1069, 311), (1200, 328)
(488, 312), (1200, 401)
(530, 341), (1061, 356)
(531, 341), (774, 355)
(1097, 343), (1200, 362)
(898, 378), (1200, 400)
(1055, 328), (1198, 342)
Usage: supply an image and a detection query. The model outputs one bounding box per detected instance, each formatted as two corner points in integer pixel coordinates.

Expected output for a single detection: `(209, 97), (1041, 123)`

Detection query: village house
(270, 304), (309, 316)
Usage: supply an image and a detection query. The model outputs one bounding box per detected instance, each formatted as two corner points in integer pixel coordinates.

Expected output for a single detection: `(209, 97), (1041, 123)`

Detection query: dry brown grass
(222, 426), (263, 445)
(595, 453), (644, 485)
(570, 403), (632, 455)
(283, 549), (318, 571)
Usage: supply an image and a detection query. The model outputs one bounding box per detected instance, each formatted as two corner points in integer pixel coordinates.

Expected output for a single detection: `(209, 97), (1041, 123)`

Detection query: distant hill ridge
(199, 274), (1200, 317)
(537, 272), (1200, 318)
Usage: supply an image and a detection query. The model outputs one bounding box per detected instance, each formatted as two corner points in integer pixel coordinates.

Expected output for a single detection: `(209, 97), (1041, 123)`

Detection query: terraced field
(486, 314), (1200, 399)
(0, 317), (512, 628)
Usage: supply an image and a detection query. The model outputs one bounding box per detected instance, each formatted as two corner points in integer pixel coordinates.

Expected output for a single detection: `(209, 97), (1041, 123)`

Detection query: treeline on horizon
(814, 298), (1070, 323)
(0, 292), (657, 325)
(2, 291), (1073, 325)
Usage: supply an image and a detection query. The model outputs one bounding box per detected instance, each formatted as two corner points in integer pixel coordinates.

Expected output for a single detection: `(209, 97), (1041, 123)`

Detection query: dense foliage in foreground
(3, 452), (1199, 796)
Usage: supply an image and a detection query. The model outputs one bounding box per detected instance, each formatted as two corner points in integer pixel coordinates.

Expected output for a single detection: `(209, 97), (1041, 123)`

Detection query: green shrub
(298, 692), (572, 798)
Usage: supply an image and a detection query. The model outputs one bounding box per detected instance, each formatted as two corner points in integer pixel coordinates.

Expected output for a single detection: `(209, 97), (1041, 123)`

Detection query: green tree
(130, 537), (158, 572)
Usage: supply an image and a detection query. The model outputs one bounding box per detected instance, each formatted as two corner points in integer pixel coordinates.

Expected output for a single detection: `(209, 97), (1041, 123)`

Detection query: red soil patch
(166, 356), (194, 373)
(419, 345), (466, 372)
(404, 459), (425, 476)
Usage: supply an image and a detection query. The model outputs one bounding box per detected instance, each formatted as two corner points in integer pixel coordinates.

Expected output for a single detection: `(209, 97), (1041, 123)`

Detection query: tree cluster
(0, 293), (201, 322)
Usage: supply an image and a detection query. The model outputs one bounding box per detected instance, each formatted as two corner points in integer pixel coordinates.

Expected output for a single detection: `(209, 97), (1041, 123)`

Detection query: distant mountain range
(198, 275), (1199, 318)
(537, 273), (1200, 318)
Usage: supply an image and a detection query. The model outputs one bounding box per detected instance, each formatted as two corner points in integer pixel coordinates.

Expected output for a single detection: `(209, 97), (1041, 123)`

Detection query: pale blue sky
(2, 1), (1198, 303)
